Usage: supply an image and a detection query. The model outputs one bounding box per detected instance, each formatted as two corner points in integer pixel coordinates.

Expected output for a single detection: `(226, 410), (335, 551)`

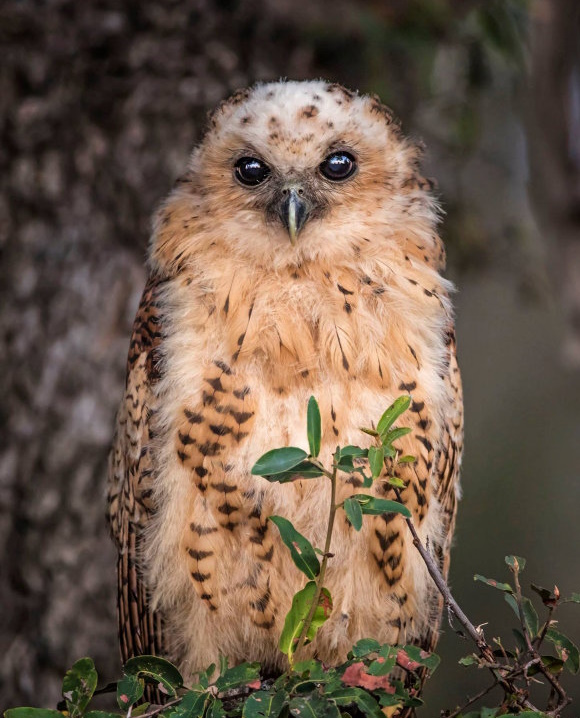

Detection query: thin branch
(138, 696), (182, 718)
(512, 567), (570, 712)
(294, 461), (338, 661)
(534, 604), (555, 651)
(392, 487), (539, 713)
(445, 680), (499, 718)
(392, 489), (489, 654)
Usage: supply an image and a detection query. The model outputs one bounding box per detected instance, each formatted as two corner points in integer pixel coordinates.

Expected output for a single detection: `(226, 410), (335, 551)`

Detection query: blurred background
(1, 0), (579, 714)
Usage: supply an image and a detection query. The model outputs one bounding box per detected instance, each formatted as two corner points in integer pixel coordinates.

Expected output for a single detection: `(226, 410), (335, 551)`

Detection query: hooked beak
(278, 187), (311, 245)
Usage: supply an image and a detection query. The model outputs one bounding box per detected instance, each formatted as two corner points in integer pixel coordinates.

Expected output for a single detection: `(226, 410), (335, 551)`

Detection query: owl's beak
(278, 187), (311, 244)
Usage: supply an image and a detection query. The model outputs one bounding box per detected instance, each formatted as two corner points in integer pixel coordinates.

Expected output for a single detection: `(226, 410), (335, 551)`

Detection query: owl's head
(151, 80), (443, 273)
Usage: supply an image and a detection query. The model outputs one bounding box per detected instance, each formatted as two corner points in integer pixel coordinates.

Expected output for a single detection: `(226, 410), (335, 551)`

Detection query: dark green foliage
(251, 447), (310, 478)
(278, 582), (333, 662)
(62, 658), (98, 718)
(269, 516), (320, 579)
(123, 656), (183, 698)
(306, 396), (321, 458)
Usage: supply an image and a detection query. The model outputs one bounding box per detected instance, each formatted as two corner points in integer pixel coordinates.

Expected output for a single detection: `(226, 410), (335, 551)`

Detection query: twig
(512, 567), (570, 712)
(534, 604), (555, 650)
(392, 488), (489, 654)
(392, 487), (538, 713)
(445, 680), (499, 718)
(138, 696), (182, 718)
(294, 461), (338, 661)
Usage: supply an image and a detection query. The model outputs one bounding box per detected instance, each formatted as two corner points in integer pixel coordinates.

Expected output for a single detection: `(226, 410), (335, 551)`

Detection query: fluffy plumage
(108, 79), (463, 683)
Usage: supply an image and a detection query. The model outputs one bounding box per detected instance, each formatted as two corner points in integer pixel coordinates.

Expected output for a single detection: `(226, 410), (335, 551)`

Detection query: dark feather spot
(188, 549), (213, 560)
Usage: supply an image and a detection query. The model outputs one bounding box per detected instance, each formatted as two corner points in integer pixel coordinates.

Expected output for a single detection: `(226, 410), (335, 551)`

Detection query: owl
(107, 80), (463, 688)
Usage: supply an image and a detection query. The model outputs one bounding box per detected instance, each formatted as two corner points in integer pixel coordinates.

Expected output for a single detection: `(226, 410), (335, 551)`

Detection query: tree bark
(527, 0), (580, 365)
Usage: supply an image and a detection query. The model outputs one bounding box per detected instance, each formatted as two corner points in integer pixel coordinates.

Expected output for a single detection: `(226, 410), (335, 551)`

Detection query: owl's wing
(397, 330), (463, 718)
(108, 277), (165, 662)
(423, 326), (464, 653)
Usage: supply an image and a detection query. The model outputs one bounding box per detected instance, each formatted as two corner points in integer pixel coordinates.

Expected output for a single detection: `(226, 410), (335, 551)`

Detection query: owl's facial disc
(233, 150), (358, 244)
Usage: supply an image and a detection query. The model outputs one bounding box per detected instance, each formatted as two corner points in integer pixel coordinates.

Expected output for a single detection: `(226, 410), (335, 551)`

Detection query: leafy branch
(251, 395), (413, 671)
(5, 396), (580, 718)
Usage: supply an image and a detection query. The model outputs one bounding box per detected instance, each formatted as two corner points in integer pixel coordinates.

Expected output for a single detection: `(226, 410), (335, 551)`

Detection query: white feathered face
(152, 80), (441, 272)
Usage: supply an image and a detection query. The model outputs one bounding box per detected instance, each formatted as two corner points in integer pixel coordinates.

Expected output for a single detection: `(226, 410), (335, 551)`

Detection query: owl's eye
(319, 152), (357, 181)
(234, 157), (271, 186)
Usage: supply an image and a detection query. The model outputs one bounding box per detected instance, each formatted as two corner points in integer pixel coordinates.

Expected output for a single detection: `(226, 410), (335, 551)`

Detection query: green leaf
(85, 713), (124, 718)
(538, 655), (565, 675)
(461, 710), (499, 718)
(306, 397), (321, 458)
(366, 656), (396, 676)
(376, 397), (411, 437)
(530, 583), (559, 607)
(270, 516), (320, 579)
(335, 456), (354, 473)
(292, 661), (330, 680)
(343, 498), (363, 531)
(360, 427), (378, 437)
(505, 555), (526, 572)
(504, 594), (539, 639)
(192, 664), (215, 691)
(566, 592), (580, 603)
(350, 638), (381, 658)
(512, 628), (527, 652)
(130, 705), (150, 718)
(387, 477), (406, 489)
(367, 446), (384, 479)
(380, 427), (412, 446)
(270, 462), (324, 482)
(215, 662), (261, 692)
(172, 690), (210, 718)
(251, 448), (309, 477)
(242, 690), (288, 718)
(62, 658), (98, 718)
(208, 699), (225, 718)
(397, 455), (416, 464)
(117, 674), (144, 710)
(399, 645), (440, 673)
(289, 694), (341, 718)
(545, 628), (580, 674)
(279, 582), (332, 659)
(5, 711), (64, 718)
(458, 655), (478, 666)
(340, 446), (368, 458)
(473, 574), (513, 592)
(326, 688), (383, 717)
(383, 445), (395, 459)
(355, 495), (411, 519)
(123, 656), (183, 697)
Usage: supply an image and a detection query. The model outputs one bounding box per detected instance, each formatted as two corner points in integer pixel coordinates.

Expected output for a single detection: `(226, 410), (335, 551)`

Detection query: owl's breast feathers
(108, 253), (462, 670)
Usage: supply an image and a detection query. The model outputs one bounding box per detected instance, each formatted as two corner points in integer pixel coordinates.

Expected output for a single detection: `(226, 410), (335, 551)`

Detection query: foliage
(4, 397), (579, 718)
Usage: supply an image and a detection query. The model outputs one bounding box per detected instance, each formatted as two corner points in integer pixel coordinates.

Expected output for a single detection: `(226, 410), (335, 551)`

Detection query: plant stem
(294, 462), (338, 662)
(445, 680), (499, 718)
(138, 696), (182, 718)
(512, 566), (570, 712)
(392, 487), (539, 713)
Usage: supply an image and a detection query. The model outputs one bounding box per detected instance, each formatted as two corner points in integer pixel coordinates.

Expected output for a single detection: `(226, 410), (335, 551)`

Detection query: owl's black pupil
(320, 152), (356, 181)
(235, 157), (270, 186)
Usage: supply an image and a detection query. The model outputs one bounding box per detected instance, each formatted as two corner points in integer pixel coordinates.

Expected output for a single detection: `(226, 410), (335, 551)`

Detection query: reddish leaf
(341, 662), (395, 692)
(396, 650), (421, 672)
